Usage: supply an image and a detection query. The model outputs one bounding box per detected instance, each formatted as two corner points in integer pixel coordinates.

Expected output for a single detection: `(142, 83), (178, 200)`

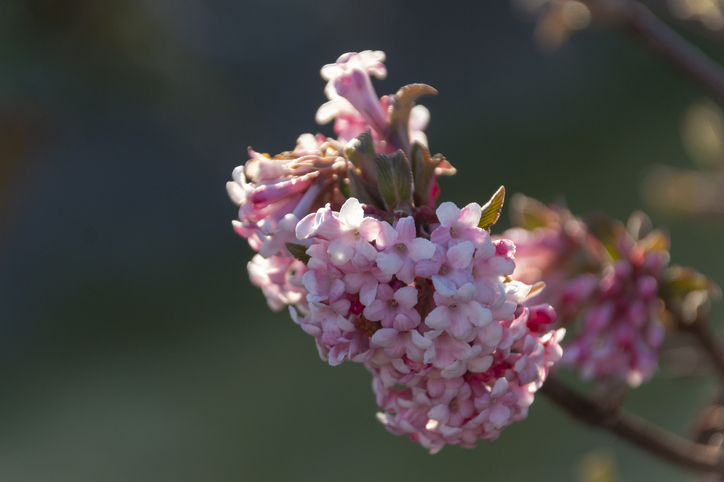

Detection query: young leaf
(344, 130), (377, 183)
(638, 229), (670, 253)
(389, 84), (438, 132)
(660, 266), (721, 300)
(338, 177), (350, 199)
(376, 150), (413, 211)
(410, 142), (439, 207)
(509, 194), (554, 230)
(478, 186), (506, 232)
(285, 243), (311, 265)
(387, 84), (437, 154)
(345, 130), (376, 163)
(347, 167), (385, 208)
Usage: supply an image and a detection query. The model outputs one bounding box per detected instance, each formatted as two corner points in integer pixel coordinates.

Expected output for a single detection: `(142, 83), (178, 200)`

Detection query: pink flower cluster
(560, 246), (666, 387)
(292, 198), (563, 452)
(505, 198), (669, 387)
(316, 50), (430, 150)
(229, 52), (563, 452)
(227, 134), (344, 313)
(227, 51), (446, 312)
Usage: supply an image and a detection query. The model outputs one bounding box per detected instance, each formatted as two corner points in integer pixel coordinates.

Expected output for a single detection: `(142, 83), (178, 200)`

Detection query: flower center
(439, 266), (447, 275)
(449, 303), (458, 309)
(449, 397), (458, 412)
(389, 299), (398, 309)
(450, 226), (458, 237)
(353, 229), (361, 238)
(395, 243), (406, 251)
(355, 315), (381, 337)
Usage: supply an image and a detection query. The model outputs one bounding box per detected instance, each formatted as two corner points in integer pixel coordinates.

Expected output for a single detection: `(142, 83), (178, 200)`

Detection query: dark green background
(0, 0), (721, 480)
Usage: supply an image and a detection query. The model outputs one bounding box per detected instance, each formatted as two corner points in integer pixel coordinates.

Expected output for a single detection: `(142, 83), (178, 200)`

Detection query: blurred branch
(584, 0), (724, 104)
(540, 374), (724, 474)
(668, 302), (724, 384)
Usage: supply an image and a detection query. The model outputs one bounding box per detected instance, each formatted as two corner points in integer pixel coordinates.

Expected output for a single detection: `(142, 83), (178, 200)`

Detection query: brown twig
(584, 0), (724, 104)
(679, 313), (724, 385)
(540, 374), (724, 474)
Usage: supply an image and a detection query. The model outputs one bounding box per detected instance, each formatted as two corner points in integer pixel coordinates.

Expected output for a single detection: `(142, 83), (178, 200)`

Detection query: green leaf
(583, 212), (625, 261)
(345, 130), (376, 163)
(387, 84), (437, 154)
(638, 229), (670, 253)
(478, 186), (506, 232)
(285, 243), (311, 265)
(338, 177), (350, 199)
(344, 130), (377, 183)
(389, 84), (438, 130)
(347, 167), (385, 208)
(660, 266), (721, 300)
(410, 142), (440, 207)
(509, 194), (554, 230)
(375, 150), (413, 211)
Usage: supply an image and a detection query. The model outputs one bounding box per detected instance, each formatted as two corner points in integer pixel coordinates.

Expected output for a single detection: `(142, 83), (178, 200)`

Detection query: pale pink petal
(489, 404), (511, 429)
(432, 275), (457, 297)
(447, 242), (475, 270)
(436, 202), (462, 226)
(409, 238), (436, 261)
(468, 355), (493, 373)
(425, 307), (449, 330)
(459, 203), (482, 226)
(359, 217), (382, 240)
(377, 252), (404, 276)
(359, 281), (379, 307)
(339, 197), (364, 227)
(328, 238), (354, 265)
(371, 328), (398, 347)
(428, 404), (450, 422)
(394, 286), (419, 309)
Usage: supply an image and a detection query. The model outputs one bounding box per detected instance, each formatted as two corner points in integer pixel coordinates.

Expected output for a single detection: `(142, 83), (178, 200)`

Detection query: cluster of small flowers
(561, 244), (667, 387)
(505, 196), (669, 387)
(229, 51), (563, 452)
(293, 198), (563, 452)
(227, 133), (343, 314)
(227, 50), (445, 316)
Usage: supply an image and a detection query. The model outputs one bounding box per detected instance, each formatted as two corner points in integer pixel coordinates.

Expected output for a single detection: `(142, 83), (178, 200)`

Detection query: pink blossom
(315, 51), (431, 149)
(415, 243), (475, 297)
(230, 53), (571, 455)
(431, 202), (490, 248)
(296, 197), (382, 266)
(363, 284), (421, 330)
(247, 254), (307, 312)
(375, 216), (436, 283)
(425, 283), (493, 342)
(228, 133), (346, 258)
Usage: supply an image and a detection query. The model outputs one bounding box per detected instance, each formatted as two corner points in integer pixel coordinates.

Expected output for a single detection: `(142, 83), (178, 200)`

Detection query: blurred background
(2, 0), (724, 480)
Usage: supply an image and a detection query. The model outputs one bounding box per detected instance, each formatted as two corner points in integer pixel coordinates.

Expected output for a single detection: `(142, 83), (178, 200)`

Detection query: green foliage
(375, 150), (413, 211)
(285, 243), (311, 265)
(478, 185), (506, 232)
(660, 266), (721, 301)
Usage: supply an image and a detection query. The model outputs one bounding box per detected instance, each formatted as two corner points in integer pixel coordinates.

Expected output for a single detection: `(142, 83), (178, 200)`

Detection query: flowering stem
(692, 321), (724, 385)
(679, 313), (724, 386)
(584, 0), (724, 104)
(540, 374), (724, 474)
